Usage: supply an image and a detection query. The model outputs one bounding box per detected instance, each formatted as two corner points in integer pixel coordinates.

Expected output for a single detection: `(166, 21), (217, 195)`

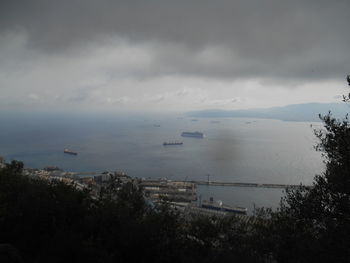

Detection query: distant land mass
(187, 103), (350, 122)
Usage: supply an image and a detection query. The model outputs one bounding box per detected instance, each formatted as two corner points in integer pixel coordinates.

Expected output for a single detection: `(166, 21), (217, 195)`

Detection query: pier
(71, 171), (310, 189)
(191, 180), (310, 189)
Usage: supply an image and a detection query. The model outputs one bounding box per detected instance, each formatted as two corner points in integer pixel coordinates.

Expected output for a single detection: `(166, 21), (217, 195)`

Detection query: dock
(190, 180), (310, 189)
(71, 172), (310, 189)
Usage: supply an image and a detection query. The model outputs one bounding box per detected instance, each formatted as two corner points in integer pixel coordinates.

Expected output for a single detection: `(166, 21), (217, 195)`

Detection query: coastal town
(0, 156), (252, 220)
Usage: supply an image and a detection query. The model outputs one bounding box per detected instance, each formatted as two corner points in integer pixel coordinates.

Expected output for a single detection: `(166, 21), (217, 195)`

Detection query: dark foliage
(0, 161), (263, 263)
(266, 78), (350, 262)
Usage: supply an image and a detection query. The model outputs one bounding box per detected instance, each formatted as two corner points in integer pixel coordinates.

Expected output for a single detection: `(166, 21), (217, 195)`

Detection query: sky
(0, 0), (349, 113)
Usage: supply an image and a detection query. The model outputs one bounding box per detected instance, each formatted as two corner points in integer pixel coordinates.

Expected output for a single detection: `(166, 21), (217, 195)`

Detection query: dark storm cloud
(1, 0), (349, 81)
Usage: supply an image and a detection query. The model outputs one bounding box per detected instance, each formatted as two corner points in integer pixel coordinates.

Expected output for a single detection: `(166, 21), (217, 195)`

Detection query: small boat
(64, 148), (78, 155)
(163, 142), (183, 146)
(181, 131), (204, 138)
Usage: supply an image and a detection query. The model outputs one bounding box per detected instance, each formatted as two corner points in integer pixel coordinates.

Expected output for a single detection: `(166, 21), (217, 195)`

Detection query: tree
(268, 77), (350, 262)
(343, 75), (350, 102)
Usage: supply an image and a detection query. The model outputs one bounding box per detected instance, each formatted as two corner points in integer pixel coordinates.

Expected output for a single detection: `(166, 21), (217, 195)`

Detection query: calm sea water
(0, 112), (324, 212)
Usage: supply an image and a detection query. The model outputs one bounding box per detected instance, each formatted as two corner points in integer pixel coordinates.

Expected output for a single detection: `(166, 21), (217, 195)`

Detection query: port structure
(140, 179), (197, 203)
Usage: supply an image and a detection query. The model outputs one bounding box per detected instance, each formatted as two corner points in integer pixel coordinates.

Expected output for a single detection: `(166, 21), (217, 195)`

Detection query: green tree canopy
(267, 78), (350, 263)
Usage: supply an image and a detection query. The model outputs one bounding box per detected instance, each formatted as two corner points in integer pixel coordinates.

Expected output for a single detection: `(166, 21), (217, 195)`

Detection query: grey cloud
(1, 0), (349, 81)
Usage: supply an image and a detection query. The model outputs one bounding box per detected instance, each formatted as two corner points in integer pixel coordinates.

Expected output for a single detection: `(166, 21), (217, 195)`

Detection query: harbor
(191, 180), (308, 189)
(14, 162), (289, 216)
(71, 171), (308, 189)
(17, 163), (304, 216)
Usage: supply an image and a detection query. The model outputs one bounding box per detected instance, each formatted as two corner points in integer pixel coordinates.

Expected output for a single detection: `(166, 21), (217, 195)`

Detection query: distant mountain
(187, 103), (350, 122)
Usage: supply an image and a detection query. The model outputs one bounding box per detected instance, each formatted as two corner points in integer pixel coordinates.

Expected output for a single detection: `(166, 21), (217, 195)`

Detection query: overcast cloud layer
(0, 0), (349, 112)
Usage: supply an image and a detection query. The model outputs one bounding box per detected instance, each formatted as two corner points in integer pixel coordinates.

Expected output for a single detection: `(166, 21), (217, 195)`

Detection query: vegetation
(262, 77), (350, 262)
(0, 78), (349, 262)
(265, 112), (350, 262)
(0, 161), (259, 263)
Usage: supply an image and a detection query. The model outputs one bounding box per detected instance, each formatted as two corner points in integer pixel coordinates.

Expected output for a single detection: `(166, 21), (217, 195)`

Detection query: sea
(0, 112), (324, 214)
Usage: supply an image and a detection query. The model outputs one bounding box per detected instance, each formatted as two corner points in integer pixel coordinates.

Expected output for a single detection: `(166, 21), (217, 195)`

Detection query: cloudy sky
(0, 0), (349, 112)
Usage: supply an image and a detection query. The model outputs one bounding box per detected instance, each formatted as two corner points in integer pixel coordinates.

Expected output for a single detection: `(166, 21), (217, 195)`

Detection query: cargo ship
(163, 141), (183, 146)
(201, 198), (247, 215)
(181, 131), (204, 138)
(64, 149), (78, 155)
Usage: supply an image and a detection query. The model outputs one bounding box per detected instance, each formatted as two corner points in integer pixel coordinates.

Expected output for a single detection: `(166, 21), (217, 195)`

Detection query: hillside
(187, 103), (350, 122)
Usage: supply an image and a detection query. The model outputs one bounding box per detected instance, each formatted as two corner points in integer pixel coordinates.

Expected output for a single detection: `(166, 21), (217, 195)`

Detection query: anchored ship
(201, 198), (247, 215)
(181, 131), (204, 138)
(163, 141), (183, 146)
(64, 148), (78, 155)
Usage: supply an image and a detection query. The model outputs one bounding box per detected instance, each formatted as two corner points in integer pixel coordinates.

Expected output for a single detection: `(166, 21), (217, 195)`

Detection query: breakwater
(191, 180), (310, 189)
(73, 172), (310, 189)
